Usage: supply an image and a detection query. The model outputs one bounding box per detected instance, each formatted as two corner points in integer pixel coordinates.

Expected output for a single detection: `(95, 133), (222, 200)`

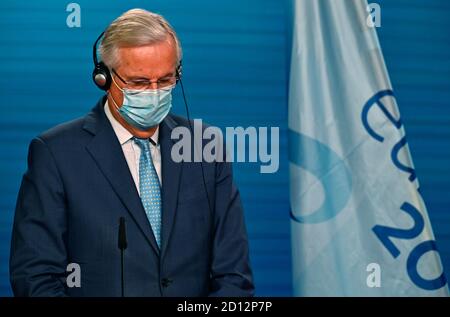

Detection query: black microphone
(118, 217), (127, 297)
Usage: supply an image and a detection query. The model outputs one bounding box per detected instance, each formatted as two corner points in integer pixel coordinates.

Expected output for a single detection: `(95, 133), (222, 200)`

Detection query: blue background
(0, 0), (449, 296)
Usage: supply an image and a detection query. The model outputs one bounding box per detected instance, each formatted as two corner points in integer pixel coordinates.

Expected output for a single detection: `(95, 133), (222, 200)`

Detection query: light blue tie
(134, 137), (162, 248)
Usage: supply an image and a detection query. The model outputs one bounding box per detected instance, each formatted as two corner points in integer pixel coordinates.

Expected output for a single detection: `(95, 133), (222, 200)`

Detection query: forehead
(116, 39), (177, 79)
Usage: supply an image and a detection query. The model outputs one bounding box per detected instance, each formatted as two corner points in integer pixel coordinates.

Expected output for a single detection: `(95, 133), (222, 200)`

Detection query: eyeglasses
(112, 68), (177, 90)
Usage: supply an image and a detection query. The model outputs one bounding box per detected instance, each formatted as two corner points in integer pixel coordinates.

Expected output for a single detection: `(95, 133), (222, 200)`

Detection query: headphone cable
(177, 76), (214, 217)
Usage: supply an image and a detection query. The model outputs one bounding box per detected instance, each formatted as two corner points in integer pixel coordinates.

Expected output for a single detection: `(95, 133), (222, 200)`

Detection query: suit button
(161, 278), (172, 288)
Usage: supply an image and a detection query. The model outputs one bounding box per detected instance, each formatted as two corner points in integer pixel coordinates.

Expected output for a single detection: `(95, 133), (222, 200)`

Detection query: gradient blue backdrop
(0, 0), (448, 296)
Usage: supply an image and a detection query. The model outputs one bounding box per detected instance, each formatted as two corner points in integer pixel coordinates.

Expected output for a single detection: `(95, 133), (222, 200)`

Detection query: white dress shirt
(104, 101), (162, 195)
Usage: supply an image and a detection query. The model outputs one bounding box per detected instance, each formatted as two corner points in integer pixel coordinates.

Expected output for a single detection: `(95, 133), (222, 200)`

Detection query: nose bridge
(149, 80), (159, 90)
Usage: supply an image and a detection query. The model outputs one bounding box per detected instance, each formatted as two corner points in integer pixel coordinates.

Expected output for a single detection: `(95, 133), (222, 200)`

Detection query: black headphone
(92, 31), (183, 91)
(92, 32), (111, 91)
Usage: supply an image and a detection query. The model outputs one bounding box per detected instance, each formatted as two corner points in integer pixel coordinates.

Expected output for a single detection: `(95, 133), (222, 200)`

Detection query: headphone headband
(93, 31), (104, 66)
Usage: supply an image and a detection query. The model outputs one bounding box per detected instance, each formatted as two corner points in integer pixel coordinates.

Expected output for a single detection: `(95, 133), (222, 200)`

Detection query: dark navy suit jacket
(10, 96), (254, 297)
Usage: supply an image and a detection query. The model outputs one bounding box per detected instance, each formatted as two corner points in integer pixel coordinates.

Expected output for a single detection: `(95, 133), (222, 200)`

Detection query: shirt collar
(104, 100), (159, 146)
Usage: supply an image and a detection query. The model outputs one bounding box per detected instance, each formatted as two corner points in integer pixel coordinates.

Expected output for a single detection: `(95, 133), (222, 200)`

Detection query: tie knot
(133, 137), (151, 153)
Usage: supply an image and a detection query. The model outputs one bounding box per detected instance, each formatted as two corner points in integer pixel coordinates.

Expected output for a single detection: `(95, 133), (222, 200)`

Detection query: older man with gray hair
(10, 8), (254, 297)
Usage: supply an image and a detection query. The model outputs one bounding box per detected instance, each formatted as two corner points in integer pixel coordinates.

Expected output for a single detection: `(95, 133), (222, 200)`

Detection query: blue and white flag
(289, 0), (448, 296)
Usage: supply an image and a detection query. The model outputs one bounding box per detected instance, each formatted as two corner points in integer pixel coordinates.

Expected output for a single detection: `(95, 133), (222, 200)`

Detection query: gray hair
(99, 8), (182, 69)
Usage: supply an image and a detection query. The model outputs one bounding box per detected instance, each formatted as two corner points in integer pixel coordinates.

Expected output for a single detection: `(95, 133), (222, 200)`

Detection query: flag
(288, 0), (448, 296)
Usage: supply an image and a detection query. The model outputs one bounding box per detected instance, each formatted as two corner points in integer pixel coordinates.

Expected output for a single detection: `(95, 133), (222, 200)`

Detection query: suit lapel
(83, 98), (160, 255)
(159, 115), (182, 259)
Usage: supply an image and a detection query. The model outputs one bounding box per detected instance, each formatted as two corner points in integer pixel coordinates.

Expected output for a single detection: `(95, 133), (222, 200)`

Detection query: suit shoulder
(35, 97), (106, 145)
(37, 116), (86, 144)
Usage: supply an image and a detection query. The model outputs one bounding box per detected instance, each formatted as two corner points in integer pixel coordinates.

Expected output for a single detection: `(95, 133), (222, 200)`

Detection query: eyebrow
(127, 71), (175, 82)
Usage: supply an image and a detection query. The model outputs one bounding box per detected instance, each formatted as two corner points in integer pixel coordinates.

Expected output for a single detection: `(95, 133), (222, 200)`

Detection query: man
(10, 8), (254, 297)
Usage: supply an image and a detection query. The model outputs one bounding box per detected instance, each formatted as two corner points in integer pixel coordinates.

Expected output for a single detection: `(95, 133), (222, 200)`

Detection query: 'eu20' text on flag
(288, 0), (448, 296)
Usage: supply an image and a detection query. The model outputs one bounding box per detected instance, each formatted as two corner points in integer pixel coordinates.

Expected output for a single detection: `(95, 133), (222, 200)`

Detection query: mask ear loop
(107, 75), (124, 111)
(108, 91), (121, 112)
(110, 74), (125, 92)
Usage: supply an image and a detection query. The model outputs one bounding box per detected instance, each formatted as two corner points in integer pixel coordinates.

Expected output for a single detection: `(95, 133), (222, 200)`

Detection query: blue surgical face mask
(110, 76), (174, 130)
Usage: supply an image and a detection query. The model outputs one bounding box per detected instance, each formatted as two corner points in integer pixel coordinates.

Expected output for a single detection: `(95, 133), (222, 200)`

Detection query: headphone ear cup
(92, 62), (111, 91)
(176, 63), (182, 83)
